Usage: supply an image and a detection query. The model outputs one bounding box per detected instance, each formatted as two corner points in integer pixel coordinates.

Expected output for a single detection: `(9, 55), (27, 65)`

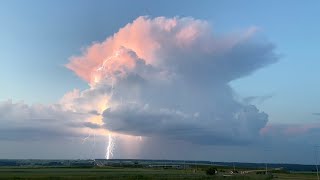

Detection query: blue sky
(1, 0), (320, 163)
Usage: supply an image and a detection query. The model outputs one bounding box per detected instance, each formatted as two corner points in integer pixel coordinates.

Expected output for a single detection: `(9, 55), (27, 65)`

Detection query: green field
(0, 167), (318, 179)
(0, 167), (272, 180)
(273, 172), (318, 180)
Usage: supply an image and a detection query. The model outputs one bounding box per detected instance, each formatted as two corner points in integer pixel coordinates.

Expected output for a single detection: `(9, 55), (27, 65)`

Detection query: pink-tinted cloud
(66, 16), (258, 85)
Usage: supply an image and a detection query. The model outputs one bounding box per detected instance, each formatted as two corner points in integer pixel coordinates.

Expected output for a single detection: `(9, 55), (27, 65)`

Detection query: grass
(272, 172), (318, 180)
(0, 167), (273, 180)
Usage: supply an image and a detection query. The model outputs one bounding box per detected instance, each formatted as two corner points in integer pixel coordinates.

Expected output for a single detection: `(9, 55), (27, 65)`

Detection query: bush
(206, 167), (217, 175)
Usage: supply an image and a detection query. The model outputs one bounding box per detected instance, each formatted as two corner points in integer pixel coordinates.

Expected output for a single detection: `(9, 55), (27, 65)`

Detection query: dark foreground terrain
(0, 159), (318, 179)
(0, 167), (272, 180)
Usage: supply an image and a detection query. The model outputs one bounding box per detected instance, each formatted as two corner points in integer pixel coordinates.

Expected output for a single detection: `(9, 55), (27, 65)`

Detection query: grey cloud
(0, 100), (88, 141)
(101, 47), (274, 144)
(82, 122), (103, 129)
(0, 127), (82, 141)
(167, 41), (277, 85)
(88, 110), (101, 116)
(103, 103), (268, 145)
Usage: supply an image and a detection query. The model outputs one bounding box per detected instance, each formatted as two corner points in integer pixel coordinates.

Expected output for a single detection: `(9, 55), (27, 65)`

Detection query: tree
(206, 167), (217, 175)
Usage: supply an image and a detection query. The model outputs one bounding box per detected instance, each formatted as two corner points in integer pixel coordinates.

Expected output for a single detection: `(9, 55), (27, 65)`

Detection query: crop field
(0, 167), (272, 180)
(273, 172), (318, 180)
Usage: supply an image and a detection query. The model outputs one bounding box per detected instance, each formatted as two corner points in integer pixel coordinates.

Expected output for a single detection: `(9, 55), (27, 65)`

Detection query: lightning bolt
(92, 50), (123, 85)
(92, 50), (121, 160)
(105, 133), (115, 159)
(81, 130), (92, 144)
(96, 49), (123, 72)
(80, 129), (97, 160)
(105, 78), (116, 159)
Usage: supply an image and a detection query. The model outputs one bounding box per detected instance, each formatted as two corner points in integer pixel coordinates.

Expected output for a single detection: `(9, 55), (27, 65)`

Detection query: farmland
(0, 159), (318, 179)
(0, 167), (271, 180)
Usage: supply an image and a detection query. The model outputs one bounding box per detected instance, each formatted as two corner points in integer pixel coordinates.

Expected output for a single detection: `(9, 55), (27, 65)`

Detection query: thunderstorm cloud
(66, 16), (278, 145)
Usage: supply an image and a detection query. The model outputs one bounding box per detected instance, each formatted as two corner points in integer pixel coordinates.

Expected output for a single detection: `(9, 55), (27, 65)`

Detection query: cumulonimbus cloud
(66, 16), (278, 145)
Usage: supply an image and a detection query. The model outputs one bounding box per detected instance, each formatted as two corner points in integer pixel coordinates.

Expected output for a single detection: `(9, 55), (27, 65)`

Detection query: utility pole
(195, 160), (197, 172)
(263, 147), (271, 175)
(265, 162), (268, 175)
(233, 162), (236, 172)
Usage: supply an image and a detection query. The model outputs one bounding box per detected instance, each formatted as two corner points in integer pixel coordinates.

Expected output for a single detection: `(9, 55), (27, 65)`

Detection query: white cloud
(66, 16), (277, 145)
